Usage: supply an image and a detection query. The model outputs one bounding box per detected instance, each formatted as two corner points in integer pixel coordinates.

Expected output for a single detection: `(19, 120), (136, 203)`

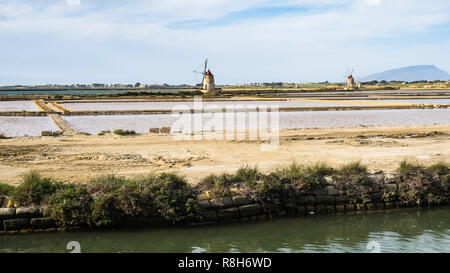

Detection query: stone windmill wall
(347, 75), (355, 88)
(203, 70), (215, 93)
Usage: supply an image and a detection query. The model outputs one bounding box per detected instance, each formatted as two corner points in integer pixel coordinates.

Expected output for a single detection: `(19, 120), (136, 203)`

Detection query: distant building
(203, 69), (215, 92)
(347, 75), (355, 88)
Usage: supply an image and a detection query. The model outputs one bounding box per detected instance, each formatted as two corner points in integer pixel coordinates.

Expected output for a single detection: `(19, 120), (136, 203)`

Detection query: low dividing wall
(0, 206), (58, 234)
(0, 111), (47, 116)
(1, 173), (448, 234)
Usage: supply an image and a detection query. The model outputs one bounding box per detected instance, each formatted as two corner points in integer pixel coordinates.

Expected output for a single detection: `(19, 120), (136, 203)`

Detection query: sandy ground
(0, 124), (449, 185)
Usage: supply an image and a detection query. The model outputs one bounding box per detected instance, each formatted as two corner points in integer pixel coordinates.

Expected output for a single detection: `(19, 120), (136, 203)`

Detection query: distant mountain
(359, 65), (450, 82)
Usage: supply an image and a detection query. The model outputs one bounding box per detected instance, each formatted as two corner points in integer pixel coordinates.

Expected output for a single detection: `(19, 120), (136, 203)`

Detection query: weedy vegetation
(4, 160), (449, 229)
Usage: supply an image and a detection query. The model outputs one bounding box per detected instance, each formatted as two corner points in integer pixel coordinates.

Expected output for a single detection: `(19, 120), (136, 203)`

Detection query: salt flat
(63, 109), (450, 135)
(0, 116), (57, 137)
(0, 101), (39, 112)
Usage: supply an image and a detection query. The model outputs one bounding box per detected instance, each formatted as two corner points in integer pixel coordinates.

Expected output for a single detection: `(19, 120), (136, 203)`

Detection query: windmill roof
(205, 69), (212, 76)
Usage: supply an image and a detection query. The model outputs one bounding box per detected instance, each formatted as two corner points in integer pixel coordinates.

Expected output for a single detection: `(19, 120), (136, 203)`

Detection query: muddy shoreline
(0, 124), (448, 185)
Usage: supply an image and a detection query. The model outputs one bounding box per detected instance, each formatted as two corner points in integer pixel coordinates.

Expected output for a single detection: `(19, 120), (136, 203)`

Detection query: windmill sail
(201, 59), (208, 86)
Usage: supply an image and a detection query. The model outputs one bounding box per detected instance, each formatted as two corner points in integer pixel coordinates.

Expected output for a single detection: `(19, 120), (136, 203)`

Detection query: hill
(359, 65), (450, 82)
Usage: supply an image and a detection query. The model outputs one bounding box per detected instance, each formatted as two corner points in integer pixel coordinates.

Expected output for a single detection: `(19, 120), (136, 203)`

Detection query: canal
(1, 206), (449, 253)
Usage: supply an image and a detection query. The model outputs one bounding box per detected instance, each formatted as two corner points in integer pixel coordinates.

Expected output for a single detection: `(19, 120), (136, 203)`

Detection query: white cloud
(366, 0), (382, 6)
(66, 0), (81, 7)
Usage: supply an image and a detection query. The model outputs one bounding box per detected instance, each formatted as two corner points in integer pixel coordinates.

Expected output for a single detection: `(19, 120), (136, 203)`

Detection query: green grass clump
(113, 129), (136, 136)
(397, 160), (425, 176)
(233, 165), (260, 188)
(271, 162), (334, 193)
(338, 161), (368, 176)
(198, 173), (234, 198)
(0, 183), (15, 196)
(427, 161), (449, 175)
(299, 162), (334, 190)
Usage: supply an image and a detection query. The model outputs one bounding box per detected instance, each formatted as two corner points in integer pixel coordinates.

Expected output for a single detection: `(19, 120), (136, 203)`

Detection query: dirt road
(0, 124), (448, 185)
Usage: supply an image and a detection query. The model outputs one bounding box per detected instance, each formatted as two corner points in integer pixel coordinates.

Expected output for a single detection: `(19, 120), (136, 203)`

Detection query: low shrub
(87, 175), (154, 227)
(250, 163), (334, 212)
(197, 165), (261, 197)
(295, 162), (334, 192)
(332, 161), (371, 205)
(252, 172), (284, 207)
(159, 127), (171, 134)
(97, 130), (111, 136)
(12, 171), (62, 206)
(145, 173), (196, 223)
(113, 129), (136, 136)
(0, 133), (7, 139)
(179, 90), (204, 96)
(395, 160), (450, 207)
(45, 173), (196, 228)
(41, 131), (63, 137)
(197, 163), (335, 207)
(44, 184), (93, 228)
(8, 161), (449, 230)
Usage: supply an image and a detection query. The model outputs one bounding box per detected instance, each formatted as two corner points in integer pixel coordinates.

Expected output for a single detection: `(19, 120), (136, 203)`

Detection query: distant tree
(135, 82), (141, 87)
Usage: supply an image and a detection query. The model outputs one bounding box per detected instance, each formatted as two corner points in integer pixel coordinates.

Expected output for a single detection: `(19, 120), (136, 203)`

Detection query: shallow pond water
(0, 101), (39, 112)
(0, 117), (57, 137)
(63, 109), (450, 134)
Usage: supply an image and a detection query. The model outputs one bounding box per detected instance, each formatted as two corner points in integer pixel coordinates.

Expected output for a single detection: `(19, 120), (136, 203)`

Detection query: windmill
(193, 59), (215, 93)
(343, 69), (356, 89)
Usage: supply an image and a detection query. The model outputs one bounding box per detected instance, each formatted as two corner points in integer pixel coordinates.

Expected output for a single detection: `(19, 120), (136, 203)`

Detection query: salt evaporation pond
(64, 109), (450, 134)
(0, 117), (57, 137)
(276, 89), (450, 96)
(0, 90), (178, 95)
(356, 99), (450, 104)
(60, 98), (450, 112)
(61, 100), (376, 111)
(0, 101), (39, 112)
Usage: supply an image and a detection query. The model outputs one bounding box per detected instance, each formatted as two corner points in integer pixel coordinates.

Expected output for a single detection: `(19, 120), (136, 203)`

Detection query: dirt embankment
(0, 124), (448, 185)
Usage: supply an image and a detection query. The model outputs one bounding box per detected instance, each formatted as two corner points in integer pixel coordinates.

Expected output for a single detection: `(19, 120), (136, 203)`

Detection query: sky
(0, 0), (450, 85)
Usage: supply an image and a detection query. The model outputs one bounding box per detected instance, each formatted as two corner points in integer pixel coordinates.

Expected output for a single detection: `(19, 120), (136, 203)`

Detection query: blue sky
(0, 0), (450, 85)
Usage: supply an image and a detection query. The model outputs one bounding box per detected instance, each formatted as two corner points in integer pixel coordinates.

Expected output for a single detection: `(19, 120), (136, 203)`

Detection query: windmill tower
(194, 59), (215, 93)
(343, 69), (357, 90)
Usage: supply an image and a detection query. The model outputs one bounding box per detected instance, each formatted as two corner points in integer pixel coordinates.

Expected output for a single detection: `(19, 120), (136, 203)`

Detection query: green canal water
(1, 206), (449, 253)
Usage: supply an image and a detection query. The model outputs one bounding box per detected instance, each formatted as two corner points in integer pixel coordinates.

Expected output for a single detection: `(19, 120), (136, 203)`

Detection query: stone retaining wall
(0, 206), (58, 234)
(1, 173), (448, 235)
